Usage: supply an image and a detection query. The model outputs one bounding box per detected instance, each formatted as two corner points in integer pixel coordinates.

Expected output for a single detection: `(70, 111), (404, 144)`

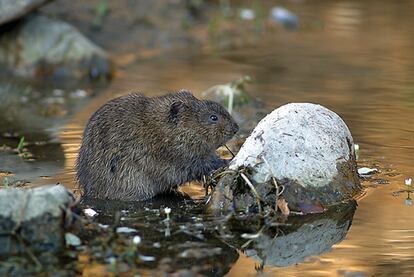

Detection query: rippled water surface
(2, 1), (414, 276)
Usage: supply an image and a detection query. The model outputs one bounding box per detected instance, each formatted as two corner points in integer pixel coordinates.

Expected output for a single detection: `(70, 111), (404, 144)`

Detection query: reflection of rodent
(76, 90), (239, 201)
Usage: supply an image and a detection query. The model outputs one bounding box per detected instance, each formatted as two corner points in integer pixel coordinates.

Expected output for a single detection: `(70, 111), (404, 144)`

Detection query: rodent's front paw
(211, 158), (227, 170)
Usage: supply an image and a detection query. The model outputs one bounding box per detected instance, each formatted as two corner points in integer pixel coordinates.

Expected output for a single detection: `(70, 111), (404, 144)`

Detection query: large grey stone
(230, 103), (356, 186)
(226, 103), (361, 210)
(0, 15), (112, 80)
(0, 0), (50, 25)
(0, 185), (76, 255)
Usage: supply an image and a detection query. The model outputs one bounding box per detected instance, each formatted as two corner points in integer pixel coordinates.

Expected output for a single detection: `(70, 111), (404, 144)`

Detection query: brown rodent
(76, 90), (239, 201)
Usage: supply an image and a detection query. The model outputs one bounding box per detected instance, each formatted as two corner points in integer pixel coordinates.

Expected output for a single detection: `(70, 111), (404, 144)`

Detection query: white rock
(83, 208), (98, 217)
(65, 232), (81, 246)
(116, 227), (138, 234)
(230, 103), (356, 189)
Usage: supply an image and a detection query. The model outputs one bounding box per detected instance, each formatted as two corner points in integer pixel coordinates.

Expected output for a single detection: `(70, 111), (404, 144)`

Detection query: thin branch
(240, 172), (263, 213)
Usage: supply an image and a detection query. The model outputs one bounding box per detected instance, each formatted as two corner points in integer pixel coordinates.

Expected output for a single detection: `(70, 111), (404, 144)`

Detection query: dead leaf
(276, 198), (290, 216)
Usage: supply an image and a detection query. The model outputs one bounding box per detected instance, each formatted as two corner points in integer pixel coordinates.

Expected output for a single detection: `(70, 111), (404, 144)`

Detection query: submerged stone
(209, 103), (361, 213)
(0, 15), (112, 80)
(0, 185), (76, 256)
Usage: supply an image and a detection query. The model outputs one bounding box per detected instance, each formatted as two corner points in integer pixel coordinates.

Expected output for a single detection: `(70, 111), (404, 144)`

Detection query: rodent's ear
(168, 101), (185, 123)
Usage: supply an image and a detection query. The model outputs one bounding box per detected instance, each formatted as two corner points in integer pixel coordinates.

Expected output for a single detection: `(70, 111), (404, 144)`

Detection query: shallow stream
(1, 1), (414, 276)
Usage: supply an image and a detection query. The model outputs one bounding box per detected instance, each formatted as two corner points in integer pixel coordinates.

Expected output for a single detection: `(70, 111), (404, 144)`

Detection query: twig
(240, 172), (263, 213)
(205, 194), (212, 204)
(227, 86), (234, 115)
(202, 175), (209, 196)
(241, 239), (253, 249)
(213, 170), (237, 179)
(261, 156), (285, 210)
(224, 144), (235, 158)
(202, 84), (234, 114)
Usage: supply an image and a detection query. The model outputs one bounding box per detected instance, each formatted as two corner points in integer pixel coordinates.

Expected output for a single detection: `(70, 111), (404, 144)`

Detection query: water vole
(76, 90), (238, 201)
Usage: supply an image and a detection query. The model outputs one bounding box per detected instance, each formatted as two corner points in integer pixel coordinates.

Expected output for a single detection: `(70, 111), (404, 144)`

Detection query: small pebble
(65, 232), (81, 246)
(98, 223), (109, 229)
(116, 227), (138, 233)
(358, 167), (378, 175)
(139, 254), (156, 262)
(84, 208), (98, 217)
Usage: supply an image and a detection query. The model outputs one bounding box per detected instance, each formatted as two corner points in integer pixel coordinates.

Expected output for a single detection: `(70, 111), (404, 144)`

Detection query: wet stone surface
(0, 185), (76, 256)
(208, 103), (362, 214)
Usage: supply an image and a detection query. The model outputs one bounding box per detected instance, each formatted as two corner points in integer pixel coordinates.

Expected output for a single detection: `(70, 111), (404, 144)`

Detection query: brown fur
(76, 90), (238, 201)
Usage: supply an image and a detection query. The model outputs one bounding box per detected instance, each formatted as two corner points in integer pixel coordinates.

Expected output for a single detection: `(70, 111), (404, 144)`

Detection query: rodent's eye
(209, 114), (219, 123)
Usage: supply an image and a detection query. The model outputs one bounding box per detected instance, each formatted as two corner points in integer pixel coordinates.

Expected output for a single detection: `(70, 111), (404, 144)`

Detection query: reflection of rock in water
(221, 201), (356, 267)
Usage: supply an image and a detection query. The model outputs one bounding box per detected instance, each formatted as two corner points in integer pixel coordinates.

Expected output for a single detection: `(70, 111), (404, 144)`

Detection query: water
(2, 1), (414, 276)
